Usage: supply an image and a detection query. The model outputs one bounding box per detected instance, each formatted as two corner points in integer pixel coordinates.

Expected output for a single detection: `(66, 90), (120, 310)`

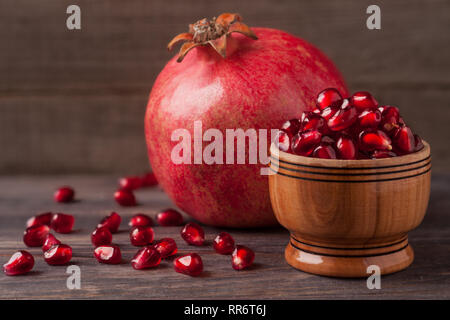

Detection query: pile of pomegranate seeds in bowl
(275, 88), (424, 159)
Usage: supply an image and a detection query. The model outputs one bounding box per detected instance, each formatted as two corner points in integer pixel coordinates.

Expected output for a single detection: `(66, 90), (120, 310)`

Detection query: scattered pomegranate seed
(129, 214), (153, 228)
(280, 119), (301, 137)
(231, 245), (255, 270)
(114, 189), (137, 207)
(156, 209), (183, 226)
(313, 143), (337, 159)
(51, 213), (74, 234)
(23, 224), (50, 247)
(44, 244), (72, 266)
(213, 232), (235, 255)
(274, 131), (291, 153)
(54, 186), (75, 203)
(131, 247), (161, 270)
(371, 150), (397, 159)
(181, 222), (205, 246)
(414, 134), (424, 152)
(94, 245), (122, 264)
(316, 88), (342, 110)
(42, 233), (61, 252)
(393, 126), (415, 154)
(3, 251), (34, 276)
(91, 227), (112, 247)
(291, 130), (322, 156)
(153, 238), (178, 259)
(327, 99), (358, 131)
(141, 172), (158, 187)
(174, 253), (203, 277)
(350, 91), (378, 111)
(358, 109), (381, 128)
(335, 135), (357, 159)
(118, 176), (142, 191)
(359, 130), (392, 151)
(97, 212), (122, 233)
(130, 226), (154, 246)
(26, 212), (53, 228)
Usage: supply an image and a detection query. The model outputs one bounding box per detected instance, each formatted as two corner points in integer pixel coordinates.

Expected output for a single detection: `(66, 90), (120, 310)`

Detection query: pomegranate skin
(145, 28), (348, 227)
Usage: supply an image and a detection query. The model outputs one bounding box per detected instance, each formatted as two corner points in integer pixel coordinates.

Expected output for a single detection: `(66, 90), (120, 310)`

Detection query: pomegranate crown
(167, 13), (257, 62)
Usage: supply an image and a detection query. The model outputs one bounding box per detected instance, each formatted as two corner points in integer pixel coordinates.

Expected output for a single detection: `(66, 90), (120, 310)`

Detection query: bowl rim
(270, 140), (430, 169)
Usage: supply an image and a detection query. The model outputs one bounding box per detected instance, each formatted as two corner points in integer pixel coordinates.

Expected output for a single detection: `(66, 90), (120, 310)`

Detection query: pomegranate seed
(51, 213), (74, 233)
(321, 136), (335, 144)
(141, 172), (158, 187)
(301, 112), (328, 132)
(98, 212), (122, 233)
(91, 227), (112, 247)
(54, 186), (75, 203)
(313, 143), (337, 159)
(280, 119), (301, 137)
(316, 88), (342, 110)
(174, 253), (203, 277)
(23, 224), (50, 247)
(359, 130), (392, 151)
(371, 150), (397, 159)
(213, 232), (235, 255)
(114, 189), (137, 207)
(153, 238), (178, 259)
(44, 244), (72, 266)
(274, 130), (291, 152)
(380, 106), (400, 134)
(181, 222), (205, 246)
(335, 135), (357, 159)
(130, 226), (154, 246)
(131, 247), (161, 270)
(414, 134), (424, 152)
(3, 251), (34, 276)
(94, 245), (122, 264)
(231, 245), (255, 270)
(350, 91), (378, 111)
(156, 209), (183, 226)
(42, 233), (61, 252)
(129, 214), (153, 227)
(358, 109), (381, 128)
(118, 176), (142, 191)
(320, 105), (339, 122)
(393, 126), (415, 154)
(327, 99), (358, 131)
(26, 212), (53, 228)
(291, 130), (322, 156)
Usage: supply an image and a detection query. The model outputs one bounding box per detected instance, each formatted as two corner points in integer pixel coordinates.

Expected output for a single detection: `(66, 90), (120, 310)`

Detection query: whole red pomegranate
(145, 13), (347, 227)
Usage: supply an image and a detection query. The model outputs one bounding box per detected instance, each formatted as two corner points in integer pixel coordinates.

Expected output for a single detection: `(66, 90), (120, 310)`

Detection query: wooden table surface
(0, 175), (449, 300)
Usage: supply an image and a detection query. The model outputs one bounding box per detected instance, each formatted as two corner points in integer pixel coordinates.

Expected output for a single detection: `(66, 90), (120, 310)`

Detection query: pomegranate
(51, 213), (74, 234)
(231, 245), (255, 270)
(23, 225), (50, 247)
(131, 247), (161, 270)
(44, 244), (72, 266)
(129, 214), (153, 228)
(153, 238), (178, 259)
(54, 186), (75, 203)
(91, 227), (113, 247)
(145, 13), (348, 227)
(156, 209), (183, 226)
(213, 232), (235, 254)
(130, 226), (155, 246)
(114, 189), (137, 207)
(94, 245), (122, 264)
(181, 222), (205, 246)
(42, 233), (61, 252)
(3, 251), (34, 276)
(26, 212), (53, 228)
(118, 176), (142, 191)
(98, 212), (122, 233)
(174, 253), (203, 277)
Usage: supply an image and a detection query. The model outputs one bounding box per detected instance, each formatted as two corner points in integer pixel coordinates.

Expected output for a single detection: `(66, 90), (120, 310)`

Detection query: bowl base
(285, 235), (414, 278)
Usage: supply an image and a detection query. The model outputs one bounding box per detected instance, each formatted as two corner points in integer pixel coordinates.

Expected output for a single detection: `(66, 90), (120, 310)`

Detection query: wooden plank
(0, 175), (449, 299)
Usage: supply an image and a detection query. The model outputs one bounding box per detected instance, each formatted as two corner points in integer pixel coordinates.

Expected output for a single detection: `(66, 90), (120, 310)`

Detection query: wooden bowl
(269, 141), (431, 277)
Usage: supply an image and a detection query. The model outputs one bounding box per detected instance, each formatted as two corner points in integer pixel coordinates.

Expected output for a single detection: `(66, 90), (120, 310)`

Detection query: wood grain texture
(0, 175), (449, 299)
(269, 143), (431, 277)
(0, 0), (449, 174)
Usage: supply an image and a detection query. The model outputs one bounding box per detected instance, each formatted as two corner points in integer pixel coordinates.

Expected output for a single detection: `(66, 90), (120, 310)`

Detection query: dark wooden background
(0, 0), (449, 174)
